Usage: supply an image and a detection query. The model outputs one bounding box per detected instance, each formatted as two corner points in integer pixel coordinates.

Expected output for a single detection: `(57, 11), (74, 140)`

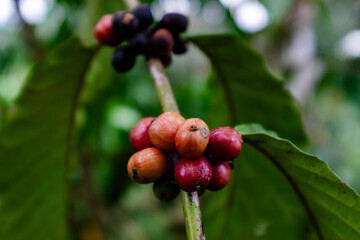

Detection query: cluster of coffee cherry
(127, 112), (242, 202)
(93, 4), (189, 73)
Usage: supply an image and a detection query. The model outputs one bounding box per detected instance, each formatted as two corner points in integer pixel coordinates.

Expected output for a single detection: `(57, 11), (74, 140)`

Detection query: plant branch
(13, 0), (43, 60)
(146, 58), (179, 113)
(147, 58), (206, 240)
(123, 1), (205, 238)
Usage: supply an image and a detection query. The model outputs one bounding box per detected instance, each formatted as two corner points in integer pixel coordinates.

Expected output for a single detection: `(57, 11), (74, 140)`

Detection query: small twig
(146, 58), (179, 113)
(147, 58), (206, 240)
(13, 0), (43, 60)
(125, 0), (139, 9)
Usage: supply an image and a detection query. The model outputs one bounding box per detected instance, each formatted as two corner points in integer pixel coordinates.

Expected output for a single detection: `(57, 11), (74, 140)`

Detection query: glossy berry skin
(112, 46), (136, 73)
(129, 117), (155, 151)
(172, 34), (188, 54)
(127, 147), (169, 184)
(93, 14), (122, 46)
(205, 127), (242, 162)
(174, 156), (212, 192)
(175, 118), (209, 158)
(132, 4), (153, 31)
(150, 28), (174, 55)
(207, 162), (232, 191)
(153, 174), (180, 202)
(158, 13), (188, 33)
(112, 11), (139, 40)
(148, 112), (185, 152)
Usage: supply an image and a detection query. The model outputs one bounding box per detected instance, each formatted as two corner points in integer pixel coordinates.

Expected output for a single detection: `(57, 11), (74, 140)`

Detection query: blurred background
(1, 0), (360, 239)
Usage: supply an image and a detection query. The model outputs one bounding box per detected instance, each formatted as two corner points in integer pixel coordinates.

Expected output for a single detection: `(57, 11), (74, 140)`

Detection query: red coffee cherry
(174, 156), (212, 192)
(127, 147), (169, 184)
(207, 162), (232, 191)
(175, 118), (210, 158)
(150, 28), (174, 55)
(205, 127), (242, 162)
(93, 14), (122, 46)
(148, 112), (185, 152)
(129, 117), (155, 151)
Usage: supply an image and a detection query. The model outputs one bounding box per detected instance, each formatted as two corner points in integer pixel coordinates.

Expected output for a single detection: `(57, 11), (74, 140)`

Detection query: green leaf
(0, 38), (97, 239)
(204, 123), (360, 240)
(241, 124), (360, 239)
(189, 34), (306, 144)
(203, 133), (311, 240)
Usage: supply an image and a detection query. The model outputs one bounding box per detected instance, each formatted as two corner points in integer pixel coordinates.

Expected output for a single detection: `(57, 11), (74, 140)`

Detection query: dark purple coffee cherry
(207, 162), (232, 191)
(205, 127), (242, 162)
(158, 13), (188, 33)
(168, 151), (182, 169)
(150, 28), (174, 55)
(112, 46), (136, 73)
(159, 53), (172, 67)
(112, 11), (139, 40)
(153, 174), (180, 202)
(129, 117), (155, 151)
(128, 32), (150, 55)
(174, 156), (212, 192)
(132, 4), (153, 31)
(172, 34), (188, 55)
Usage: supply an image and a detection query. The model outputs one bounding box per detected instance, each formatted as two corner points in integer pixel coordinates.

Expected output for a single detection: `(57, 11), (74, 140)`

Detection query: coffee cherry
(112, 11), (139, 40)
(132, 4), (153, 31)
(129, 117), (155, 151)
(207, 162), (232, 191)
(127, 147), (169, 184)
(159, 53), (172, 67)
(128, 32), (150, 55)
(174, 156), (212, 192)
(112, 46), (136, 73)
(205, 127), (242, 162)
(172, 34), (188, 55)
(175, 118), (209, 158)
(148, 112), (185, 152)
(168, 151), (182, 169)
(93, 14), (122, 46)
(158, 13), (188, 33)
(153, 174), (180, 202)
(150, 28), (174, 55)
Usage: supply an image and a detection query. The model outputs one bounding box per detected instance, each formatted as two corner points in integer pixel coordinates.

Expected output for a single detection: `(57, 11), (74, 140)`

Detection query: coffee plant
(1, 1), (360, 240)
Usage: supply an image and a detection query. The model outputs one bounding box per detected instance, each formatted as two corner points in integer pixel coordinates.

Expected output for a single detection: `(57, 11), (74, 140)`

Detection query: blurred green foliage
(1, 0), (360, 240)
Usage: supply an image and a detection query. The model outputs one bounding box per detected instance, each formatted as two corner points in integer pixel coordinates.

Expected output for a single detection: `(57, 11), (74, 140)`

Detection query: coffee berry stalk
(95, 3), (243, 239)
